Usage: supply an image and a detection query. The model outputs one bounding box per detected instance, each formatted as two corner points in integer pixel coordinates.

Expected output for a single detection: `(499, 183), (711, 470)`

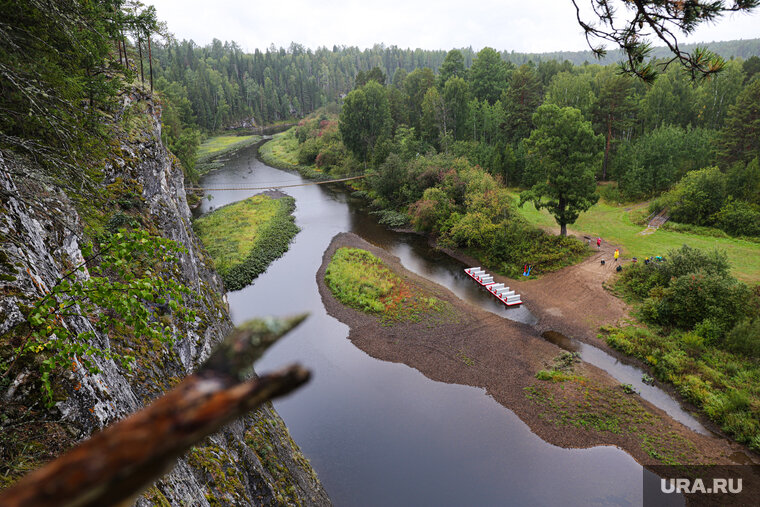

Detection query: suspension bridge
(186, 174), (367, 192)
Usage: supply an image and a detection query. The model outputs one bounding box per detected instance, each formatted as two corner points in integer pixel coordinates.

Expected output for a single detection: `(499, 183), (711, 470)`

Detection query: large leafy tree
(502, 64), (544, 143)
(437, 49), (466, 88)
(443, 77), (470, 141)
(615, 125), (717, 197)
(639, 65), (697, 130)
(592, 69), (637, 179)
(694, 59), (746, 129)
(544, 70), (596, 119)
(469, 47), (510, 105)
(718, 77), (760, 165)
(521, 104), (602, 236)
(403, 67), (436, 132)
(339, 81), (392, 167)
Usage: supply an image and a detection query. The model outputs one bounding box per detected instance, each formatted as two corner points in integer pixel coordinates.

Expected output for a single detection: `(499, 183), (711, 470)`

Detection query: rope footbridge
(186, 174), (367, 192)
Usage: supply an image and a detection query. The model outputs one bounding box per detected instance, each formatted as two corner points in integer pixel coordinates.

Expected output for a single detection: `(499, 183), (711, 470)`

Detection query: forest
(3, 0), (760, 501)
(170, 39), (760, 450)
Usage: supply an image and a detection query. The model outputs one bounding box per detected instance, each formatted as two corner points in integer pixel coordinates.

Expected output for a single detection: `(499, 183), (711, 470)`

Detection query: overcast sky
(148, 0), (760, 54)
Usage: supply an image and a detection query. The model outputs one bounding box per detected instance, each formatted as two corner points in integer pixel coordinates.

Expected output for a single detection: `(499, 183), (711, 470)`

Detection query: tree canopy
(339, 81), (392, 166)
(521, 104), (602, 236)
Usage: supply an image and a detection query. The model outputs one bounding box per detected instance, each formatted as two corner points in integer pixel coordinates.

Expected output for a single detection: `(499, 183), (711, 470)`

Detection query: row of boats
(464, 267), (523, 306)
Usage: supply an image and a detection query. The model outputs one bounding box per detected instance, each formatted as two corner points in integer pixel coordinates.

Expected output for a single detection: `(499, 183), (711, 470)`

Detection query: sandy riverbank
(317, 232), (756, 468)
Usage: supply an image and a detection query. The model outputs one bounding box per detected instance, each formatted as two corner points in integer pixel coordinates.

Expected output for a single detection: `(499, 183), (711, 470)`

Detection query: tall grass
(194, 194), (299, 291)
(325, 247), (448, 323)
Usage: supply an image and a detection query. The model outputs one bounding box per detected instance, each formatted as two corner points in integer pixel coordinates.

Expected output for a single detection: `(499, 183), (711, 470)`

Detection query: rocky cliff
(0, 90), (329, 506)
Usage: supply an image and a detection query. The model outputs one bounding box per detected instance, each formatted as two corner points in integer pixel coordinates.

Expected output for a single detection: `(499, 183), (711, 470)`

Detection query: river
(195, 144), (683, 506)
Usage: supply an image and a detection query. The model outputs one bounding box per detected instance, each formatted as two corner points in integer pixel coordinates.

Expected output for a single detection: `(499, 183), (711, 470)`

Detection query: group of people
(594, 237), (622, 270)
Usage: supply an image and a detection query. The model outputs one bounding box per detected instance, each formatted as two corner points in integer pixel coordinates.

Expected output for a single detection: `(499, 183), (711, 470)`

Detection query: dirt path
(317, 232), (757, 470)
(445, 239), (628, 344)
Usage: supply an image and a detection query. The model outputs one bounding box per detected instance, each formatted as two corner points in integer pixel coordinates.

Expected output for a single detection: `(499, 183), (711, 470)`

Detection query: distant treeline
(504, 38), (760, 66)
(153, 38), (760, 134)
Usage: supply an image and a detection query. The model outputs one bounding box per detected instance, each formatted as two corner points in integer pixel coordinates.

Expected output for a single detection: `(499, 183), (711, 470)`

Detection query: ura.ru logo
(661, 478), (742, 494)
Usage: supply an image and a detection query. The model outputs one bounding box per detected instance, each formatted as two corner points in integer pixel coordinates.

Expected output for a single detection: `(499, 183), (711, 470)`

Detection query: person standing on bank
(596, 237), (601, 250)
(614, 248), (620, 262)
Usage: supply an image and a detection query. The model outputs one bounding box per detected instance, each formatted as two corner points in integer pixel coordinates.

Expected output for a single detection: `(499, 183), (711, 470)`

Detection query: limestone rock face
(0, 91), (330, 506)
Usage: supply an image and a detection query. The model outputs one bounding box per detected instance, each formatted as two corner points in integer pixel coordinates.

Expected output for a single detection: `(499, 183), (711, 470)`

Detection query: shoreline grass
(258, 130), (330, 180)
(193, 193), (299, 291)
(600, 324), (760, 452)
(325, 247), (450, 324)
(196, 134), (262, 175)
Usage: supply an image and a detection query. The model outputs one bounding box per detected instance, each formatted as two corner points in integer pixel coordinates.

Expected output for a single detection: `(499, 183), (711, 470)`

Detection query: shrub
(297, 137), (322, 165)
(659, 244), (730, 279)
(725, 318), (760, 357)
(659, 167), (727, 226)
(713, 199), (760, 237)
(654, 272), (750, 338)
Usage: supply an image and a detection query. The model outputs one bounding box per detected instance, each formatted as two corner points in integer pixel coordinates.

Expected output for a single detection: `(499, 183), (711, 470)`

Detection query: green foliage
(293, 117), (347, 174)
(355, 67), (386, 87)
(521, 104), (602, 236)
(591, 70), (637, 180)
(437, 49), (466, 88)
(258, 130), (302, 170)
(502, 64), (543, 143)
(618, 244), (731, 299)
(339, 81), (392, 165)
(409, 187), (455, 232)
(0, 0), (158, 182)
(325, 248), (396, 314)
(726, 157), (760, 206)
(325, 247), (449, 324)
(371, 209), (410, 228)
(403, 67), (436, 133)
(194, 194), (299, 291)
(614, 125), (717, 198)
(639, 66), (697, 130)
(653, 272), (750, 337)
(616, 243), (755, 345)
(369, 153), (414, 207)
(713, 199), (760, 237)
(725, 318), (760, 357)
(544, 71), (596, 119)
(694, 59), (745, 130)
(719, 77), (760, 165)
(602, 324), (760, 452)
(469, 47), (510, 105)
(7, 229), (194, 404)
(658, 166), (727, 226)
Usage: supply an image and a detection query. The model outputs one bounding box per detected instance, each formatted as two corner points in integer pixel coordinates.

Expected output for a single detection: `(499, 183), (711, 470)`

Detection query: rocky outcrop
(0, 91), (329, 505)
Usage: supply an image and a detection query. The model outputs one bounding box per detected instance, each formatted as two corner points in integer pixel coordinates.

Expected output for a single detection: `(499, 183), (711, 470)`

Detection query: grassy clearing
(258, 129), (329, 180)
(601, 324), (760, 452)
(325, 247), (452, 325)
(526, 353), (698, 464)
(258, 131), (300, 168)
(195, 134), (261, 175)
(509, 191), (760, 284)
(193, 194), (299, 291)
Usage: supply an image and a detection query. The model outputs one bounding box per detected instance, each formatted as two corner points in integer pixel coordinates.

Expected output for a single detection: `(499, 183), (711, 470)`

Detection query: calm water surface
(196, 145), (681, 506)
